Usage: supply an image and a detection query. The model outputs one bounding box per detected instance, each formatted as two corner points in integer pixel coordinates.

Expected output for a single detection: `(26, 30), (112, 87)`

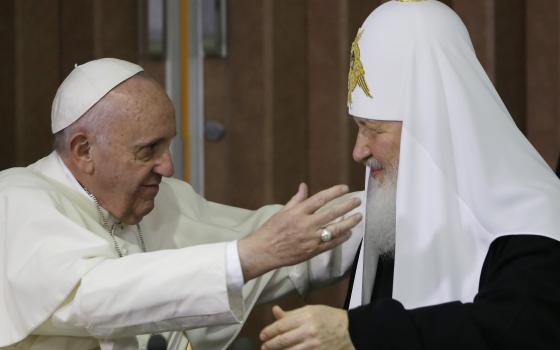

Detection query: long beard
(365, 164), (398, 258)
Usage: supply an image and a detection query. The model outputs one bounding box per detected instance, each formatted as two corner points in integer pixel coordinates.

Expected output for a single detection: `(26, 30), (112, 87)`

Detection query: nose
(154, 149), (175, 177)
(352, 132), (371, 163)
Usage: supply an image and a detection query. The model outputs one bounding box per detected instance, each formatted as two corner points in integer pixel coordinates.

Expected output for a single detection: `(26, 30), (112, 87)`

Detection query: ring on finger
(320, 227), (333, 242)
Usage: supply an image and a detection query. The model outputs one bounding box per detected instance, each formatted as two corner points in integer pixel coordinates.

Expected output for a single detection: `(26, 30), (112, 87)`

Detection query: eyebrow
(356, 118), (383, 128)
(135, 129), (177, 149)
(135, 137), (165, 150)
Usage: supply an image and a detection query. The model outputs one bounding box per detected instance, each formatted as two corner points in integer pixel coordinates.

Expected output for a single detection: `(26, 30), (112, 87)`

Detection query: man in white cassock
(0, 58), (365, 350)
(260, 1), (560, 349)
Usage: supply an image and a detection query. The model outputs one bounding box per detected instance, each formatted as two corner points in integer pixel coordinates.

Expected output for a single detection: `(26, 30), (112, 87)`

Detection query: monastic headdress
(348, 0), (560, 309)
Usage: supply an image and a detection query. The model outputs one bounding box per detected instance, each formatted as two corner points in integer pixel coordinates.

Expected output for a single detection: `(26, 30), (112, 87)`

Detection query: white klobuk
(348, 0), (560, 309)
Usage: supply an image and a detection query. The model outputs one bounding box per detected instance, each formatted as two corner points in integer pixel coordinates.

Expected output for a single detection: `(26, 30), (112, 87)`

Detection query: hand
(238, 183), (362, 281)
(260, 305), (355, 350)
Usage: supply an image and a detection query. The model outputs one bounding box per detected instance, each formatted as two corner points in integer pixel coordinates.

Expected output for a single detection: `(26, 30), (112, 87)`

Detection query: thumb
(283, 183), (308, 210)
(272, 305), (286, 320)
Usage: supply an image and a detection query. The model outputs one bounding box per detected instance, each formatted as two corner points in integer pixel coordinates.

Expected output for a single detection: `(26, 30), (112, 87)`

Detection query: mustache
(365, 157), (383, 170)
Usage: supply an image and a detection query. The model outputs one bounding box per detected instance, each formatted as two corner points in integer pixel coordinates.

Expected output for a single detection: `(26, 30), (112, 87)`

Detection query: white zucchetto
(51, 58), (143, 134)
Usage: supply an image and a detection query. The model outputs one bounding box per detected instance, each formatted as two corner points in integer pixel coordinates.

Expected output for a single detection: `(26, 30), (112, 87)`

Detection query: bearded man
(260, 1), (560, 349)
(0, 58), (364, 350)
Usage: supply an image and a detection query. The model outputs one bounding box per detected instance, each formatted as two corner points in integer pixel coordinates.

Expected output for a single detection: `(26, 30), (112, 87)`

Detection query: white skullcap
(51, 58), (144, 134)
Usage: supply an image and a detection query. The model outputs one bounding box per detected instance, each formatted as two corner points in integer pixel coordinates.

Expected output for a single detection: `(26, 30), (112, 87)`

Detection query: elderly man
(0, 58), (364, 349)
(260, 1), (560, 349)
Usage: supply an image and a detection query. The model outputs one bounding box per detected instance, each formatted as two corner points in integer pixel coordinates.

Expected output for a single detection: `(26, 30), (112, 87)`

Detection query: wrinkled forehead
(353, 116), (403, 128)
(107, 75), (174, 114)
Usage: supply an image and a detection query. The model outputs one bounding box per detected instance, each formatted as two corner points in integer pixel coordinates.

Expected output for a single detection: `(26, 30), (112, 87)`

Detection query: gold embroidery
(348, 29), (373, 106)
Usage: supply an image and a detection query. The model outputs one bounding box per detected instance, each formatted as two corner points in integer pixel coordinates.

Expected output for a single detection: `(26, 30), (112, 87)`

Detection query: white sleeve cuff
(226, 241), (245, 289)
(225, 240), (245, 321)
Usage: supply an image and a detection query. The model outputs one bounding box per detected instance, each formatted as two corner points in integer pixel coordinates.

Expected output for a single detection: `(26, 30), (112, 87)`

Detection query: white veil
(348, 0), (560, 309)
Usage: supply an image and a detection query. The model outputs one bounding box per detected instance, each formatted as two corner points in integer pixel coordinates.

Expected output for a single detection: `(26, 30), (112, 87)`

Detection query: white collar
(54, 152), (91, 200)
(53, 152), (122, 225)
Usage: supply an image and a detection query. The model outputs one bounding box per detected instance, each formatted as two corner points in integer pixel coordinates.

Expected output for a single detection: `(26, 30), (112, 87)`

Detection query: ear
(68, 132), (95, 175)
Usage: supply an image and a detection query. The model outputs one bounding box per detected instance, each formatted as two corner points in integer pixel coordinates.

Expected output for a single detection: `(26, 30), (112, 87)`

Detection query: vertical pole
(180, 0), (190, 182)
(166, 0), (184, 180)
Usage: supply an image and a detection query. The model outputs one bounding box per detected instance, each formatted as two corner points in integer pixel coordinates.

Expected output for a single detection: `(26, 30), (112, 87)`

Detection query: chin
(137, 201), (156, 218)
(121, 201), (155, 225)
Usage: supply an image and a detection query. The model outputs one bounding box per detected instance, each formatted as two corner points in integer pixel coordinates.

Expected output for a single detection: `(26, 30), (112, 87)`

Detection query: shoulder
(485, 234), (560, 264)
(0, 167), (53, 195)
(0, 166), (86, 216)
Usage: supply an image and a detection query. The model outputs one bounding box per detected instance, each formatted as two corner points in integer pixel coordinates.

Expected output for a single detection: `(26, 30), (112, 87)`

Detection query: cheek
(370, 141), (391, 162)
(374, 141), (399, 164)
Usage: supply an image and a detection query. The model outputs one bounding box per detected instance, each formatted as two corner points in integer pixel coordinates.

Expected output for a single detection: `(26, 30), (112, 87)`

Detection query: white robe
(347, 0), (560, 309)
(0, 152), (363, 350)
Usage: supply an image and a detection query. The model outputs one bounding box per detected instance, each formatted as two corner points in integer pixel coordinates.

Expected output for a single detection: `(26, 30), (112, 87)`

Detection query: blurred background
(1, 0), (559, 348)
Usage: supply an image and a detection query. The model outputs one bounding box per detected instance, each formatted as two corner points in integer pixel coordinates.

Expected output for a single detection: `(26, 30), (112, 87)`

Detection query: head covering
(348, 0), (560, 309)
(51, 58), (144, 134)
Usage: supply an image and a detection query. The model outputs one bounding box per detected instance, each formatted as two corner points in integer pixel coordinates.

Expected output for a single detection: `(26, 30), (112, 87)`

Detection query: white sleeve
(46, 242), (245, 339)
(226, 241), (245, 289)
(224, 240), (244, 321)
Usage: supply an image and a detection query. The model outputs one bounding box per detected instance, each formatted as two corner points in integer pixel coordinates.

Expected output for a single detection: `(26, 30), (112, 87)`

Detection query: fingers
(316, 212), (362, 250)
(283, 183), (309, 211)
(297, 185), (349, 214)
(261, 327), (313, 350)
(261, 309), (301, 343)
(311, 196), (361, 227)
(272, 305), (286, 320)
(323, 212), (363, 240)
(261, 307), (313, 350)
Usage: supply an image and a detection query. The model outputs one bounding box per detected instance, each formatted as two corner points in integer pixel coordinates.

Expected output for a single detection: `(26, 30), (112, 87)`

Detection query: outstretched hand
(260, 305), (355, 350)
(238, 183), (362, 281)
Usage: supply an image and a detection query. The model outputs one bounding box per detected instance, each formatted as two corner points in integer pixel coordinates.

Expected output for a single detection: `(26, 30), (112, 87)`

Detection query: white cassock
(0, 152), (363, 350)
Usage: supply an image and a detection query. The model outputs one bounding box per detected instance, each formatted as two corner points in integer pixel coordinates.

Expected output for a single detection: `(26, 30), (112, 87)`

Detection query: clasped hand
(260, 305), (355, 350)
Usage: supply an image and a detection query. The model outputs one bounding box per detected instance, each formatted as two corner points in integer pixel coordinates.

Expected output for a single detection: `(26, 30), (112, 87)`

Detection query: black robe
(347, 235), (560, 349)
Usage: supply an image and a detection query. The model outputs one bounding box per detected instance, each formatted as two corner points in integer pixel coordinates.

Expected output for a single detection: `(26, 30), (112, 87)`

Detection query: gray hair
(53, 93), (113, 157)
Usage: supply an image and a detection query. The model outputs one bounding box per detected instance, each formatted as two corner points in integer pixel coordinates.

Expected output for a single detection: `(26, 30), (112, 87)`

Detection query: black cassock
(347, 235), (560, 349)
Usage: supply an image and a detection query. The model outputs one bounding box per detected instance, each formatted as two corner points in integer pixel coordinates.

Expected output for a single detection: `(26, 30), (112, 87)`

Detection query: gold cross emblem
(348, 29), (373, 106)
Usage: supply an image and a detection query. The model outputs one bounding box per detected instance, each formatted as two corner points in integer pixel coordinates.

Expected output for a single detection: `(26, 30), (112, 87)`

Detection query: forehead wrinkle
(106, 78), (173, 122)
(354, 117), (385, 128)
(363, 118), (403, 131)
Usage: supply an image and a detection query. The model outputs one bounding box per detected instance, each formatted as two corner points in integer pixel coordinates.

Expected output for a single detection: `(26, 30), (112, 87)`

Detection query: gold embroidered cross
(348, 29), (373, 106)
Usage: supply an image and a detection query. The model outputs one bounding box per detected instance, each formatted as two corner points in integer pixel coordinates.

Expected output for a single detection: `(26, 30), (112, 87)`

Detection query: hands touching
(238, 183), (362, 281)
(260, 305), (355, 350)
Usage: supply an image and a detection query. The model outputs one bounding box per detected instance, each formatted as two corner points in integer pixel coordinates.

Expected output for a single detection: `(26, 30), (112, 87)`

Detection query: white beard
(365, 166), (397, 258)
